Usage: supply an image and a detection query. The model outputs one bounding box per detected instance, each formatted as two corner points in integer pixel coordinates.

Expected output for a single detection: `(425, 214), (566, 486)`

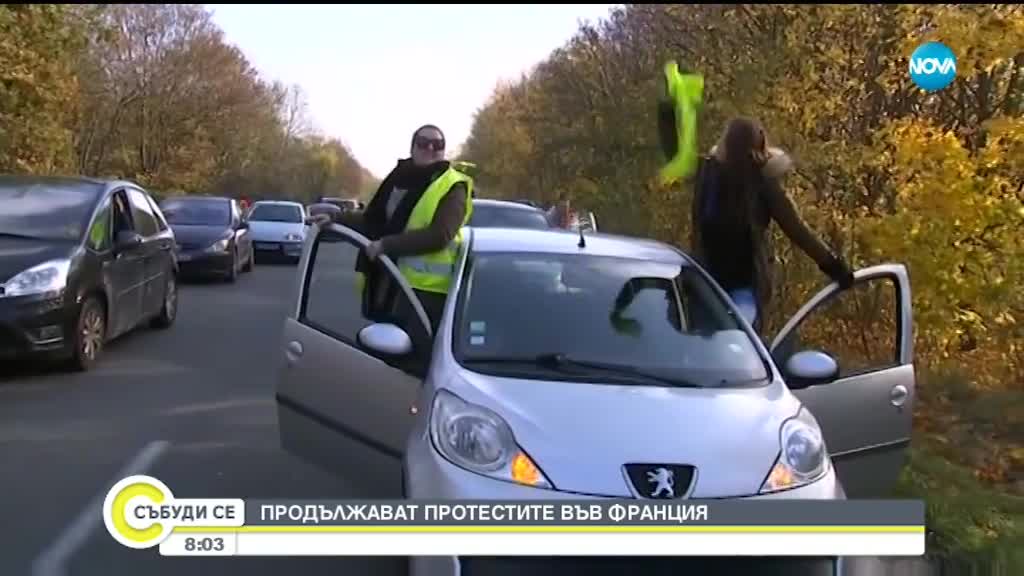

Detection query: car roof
(467, 227), (688, 264)
(0, 175), (118, 200)
(473, 198), (544, 212)
(161, 195), (231, 202)
(251, 200), (304, 207)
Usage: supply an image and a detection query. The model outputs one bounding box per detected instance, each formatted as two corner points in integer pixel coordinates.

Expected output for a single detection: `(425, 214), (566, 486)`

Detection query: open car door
(275, 223), (432, 496)
(770, 264), (915, 498)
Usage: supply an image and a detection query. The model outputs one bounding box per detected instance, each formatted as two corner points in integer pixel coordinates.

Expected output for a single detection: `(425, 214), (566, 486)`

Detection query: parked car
(275, 224), (915, 575)
(246, 200), (310, 264)
(469, 199), (552, 230)
(160, 196), (253, 282)
(306, 202), (343, 222)
(0, 176), (178, 371)
(318, 197), (363, 213)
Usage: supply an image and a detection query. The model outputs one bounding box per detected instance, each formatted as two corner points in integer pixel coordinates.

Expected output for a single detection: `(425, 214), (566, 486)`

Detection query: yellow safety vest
(659, 61), (704, 186)
(354, 166), (474, 295)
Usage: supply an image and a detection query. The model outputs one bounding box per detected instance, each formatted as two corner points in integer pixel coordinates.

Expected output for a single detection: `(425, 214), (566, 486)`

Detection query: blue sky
(207, 4), (619, 178)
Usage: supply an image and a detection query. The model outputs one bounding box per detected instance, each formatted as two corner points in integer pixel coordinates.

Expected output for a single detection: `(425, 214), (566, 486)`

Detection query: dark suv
(0, 176), (178, 371)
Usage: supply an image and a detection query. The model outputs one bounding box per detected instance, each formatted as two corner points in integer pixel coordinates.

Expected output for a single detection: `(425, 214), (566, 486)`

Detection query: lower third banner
(102, 476), (926, 557)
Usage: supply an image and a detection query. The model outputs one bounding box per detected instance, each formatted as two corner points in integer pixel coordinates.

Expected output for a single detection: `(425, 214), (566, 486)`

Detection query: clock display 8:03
(183, 536), (225, 552)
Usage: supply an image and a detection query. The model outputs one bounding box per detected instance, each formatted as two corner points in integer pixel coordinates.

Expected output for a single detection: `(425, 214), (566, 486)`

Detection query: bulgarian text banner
(102, 476), (926, 557)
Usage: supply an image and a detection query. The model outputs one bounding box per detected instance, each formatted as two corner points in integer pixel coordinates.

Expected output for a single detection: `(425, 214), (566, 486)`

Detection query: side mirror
(237, 220), (249, 230)
(115, 230), (143, 252)
(784, 350), (840, 390)
(358, 323), (413, 356)
(304, 217), (315, 226)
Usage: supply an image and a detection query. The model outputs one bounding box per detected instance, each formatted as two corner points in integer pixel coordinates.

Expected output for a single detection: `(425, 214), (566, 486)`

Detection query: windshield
(454, 252), (768, 388)
(0, 182), (99, 242)
(160, 198), (231, 226)
(248, 204), (303, 223)
(470, 205), (551, 230)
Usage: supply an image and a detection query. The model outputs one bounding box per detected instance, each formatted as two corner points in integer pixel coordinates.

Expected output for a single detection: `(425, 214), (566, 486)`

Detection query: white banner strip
(160, 531), (924, 557)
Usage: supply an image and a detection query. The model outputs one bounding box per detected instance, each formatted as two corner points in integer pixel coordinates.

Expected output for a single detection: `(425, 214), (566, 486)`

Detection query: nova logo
(909, 42), (956, 91)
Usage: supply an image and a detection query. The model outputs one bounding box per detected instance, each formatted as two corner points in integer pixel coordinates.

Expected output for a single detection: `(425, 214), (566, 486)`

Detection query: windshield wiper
(464, 353), (702, 388)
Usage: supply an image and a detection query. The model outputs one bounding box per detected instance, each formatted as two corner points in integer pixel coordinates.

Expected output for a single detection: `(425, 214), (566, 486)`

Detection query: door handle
(890, 385), (909, 407)
(285, 340), (303, 365)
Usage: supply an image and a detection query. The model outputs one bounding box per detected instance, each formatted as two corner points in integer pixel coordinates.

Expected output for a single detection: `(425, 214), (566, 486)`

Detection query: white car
(246, 200), (310, 263)
(276, 225), (915, 575)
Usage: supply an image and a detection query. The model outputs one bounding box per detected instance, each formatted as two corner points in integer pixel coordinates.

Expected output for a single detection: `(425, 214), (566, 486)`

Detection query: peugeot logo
(646, 467), (675, 498)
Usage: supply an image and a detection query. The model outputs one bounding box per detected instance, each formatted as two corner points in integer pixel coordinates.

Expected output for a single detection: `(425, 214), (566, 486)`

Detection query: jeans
(728, 287), (759, 327)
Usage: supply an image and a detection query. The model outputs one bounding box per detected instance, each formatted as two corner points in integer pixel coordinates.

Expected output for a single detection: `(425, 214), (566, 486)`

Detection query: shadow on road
(0, 334), (139, 384)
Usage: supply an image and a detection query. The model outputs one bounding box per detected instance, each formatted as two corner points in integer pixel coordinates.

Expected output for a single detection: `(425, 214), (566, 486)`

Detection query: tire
(69, 297), (106, 372)
(151, 274), (178, 329)
(225, 249), (239, 283)
(242, 248), (254, 273)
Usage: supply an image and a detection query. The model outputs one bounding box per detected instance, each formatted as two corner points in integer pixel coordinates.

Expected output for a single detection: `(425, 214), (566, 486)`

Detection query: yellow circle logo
(102, 475), (174, 549)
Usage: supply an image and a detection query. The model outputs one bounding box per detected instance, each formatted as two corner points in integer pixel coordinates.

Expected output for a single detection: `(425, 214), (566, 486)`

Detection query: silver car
(275, 225), (915, 573)
(468, 199), (552, 230)
(246, 200), (310, 263)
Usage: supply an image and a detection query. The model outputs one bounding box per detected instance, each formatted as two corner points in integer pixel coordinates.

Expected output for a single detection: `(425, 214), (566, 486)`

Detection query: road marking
(31, 440), (171, 576)
(163, 396), (272, 416)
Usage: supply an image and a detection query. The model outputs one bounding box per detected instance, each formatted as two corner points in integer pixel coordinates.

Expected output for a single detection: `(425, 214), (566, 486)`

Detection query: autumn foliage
(461, 4), (1023, 563)
(0, 4), (374, 201)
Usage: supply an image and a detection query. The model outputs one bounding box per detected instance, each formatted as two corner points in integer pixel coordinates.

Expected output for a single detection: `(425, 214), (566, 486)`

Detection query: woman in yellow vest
(315, 125), (473, 333)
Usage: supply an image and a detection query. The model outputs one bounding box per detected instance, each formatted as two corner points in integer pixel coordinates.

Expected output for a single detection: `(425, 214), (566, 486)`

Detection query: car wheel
(151, 274), (178, 329)
(226, 249), (239, 283)
(242, 249), (254, 273)
(69, 297), (106, 372)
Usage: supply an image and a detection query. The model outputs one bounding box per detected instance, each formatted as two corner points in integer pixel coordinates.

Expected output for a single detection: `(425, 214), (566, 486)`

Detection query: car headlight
(759, 407), (829, 494)
(429, 389), (553, 489)
(284, 233), (303, 242)
(207, 238), (230, 252)
(1, 259), (71, 298)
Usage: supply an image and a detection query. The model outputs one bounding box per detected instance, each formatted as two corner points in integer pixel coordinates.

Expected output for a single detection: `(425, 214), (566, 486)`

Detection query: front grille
(177, 243), (202, 251)
(623, 463), (696, 499)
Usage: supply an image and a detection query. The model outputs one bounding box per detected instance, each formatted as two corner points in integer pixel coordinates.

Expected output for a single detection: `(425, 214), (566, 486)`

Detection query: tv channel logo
(909, 42), (956, 91)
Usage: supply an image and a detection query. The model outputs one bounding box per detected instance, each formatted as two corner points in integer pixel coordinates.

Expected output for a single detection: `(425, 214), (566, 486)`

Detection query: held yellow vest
(659, 61), (704, 186)
(353, 167), (474, 295)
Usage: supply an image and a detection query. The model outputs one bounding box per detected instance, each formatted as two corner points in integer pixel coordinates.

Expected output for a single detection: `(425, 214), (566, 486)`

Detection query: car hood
(0, 237), (76, 283)
(248, 221), (307, 241)
(445, 370), (800, 498)
(169, 224), (231, 247)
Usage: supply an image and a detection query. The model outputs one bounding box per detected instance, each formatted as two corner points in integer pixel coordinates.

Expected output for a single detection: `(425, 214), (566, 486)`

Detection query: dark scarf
(363, 158), (450, 240)
(355, 158), (450, 299)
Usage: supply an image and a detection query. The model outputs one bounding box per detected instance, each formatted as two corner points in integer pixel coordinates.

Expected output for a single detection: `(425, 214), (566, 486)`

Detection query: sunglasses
(414, 137), (445, 152)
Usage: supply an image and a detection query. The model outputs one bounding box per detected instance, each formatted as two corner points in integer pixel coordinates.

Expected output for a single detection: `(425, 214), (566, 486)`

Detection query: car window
(301, 231), (430, 372)
(469, 205), (550, 229)
(126, 189), (159, 237)
(111, 191), (134, 235)
(87, 195), (112, 251)
(0, 180), (101, 242)
(249, 204), (303, 223)
(453, 252), (768, 387)
(145, 194), (168, 231)
(161, 198), (231, 227)
(773, 277), (900, 379)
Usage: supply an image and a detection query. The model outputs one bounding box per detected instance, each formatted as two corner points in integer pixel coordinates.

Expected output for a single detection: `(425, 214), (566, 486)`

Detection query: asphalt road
(0, 259), (926, 576)
(1, 261), (404, 576)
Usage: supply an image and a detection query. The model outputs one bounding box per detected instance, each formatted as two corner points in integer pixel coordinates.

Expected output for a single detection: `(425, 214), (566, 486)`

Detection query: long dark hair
(714, 117), (770, 233)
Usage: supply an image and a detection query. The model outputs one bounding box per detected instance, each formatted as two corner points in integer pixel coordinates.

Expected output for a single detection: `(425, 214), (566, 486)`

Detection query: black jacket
(690, 147), (847, 327)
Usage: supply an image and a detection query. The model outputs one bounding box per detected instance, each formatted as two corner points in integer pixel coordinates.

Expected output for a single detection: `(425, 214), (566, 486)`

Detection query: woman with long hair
(685, 117), (854, 331)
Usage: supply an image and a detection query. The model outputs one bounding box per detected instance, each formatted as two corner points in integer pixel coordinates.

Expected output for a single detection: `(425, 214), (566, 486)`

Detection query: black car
(468, 199), (552, 230)
(160, 196), (254, 282)
(0, 176), (178, 371)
